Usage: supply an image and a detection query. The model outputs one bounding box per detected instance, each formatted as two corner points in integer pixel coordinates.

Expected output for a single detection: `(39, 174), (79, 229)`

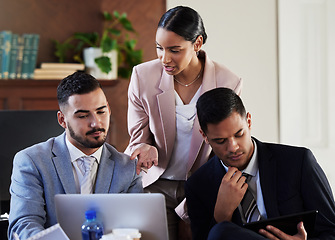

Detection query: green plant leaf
(125, 39), (137, 50)
(74, 32), (99, 47)
(103, 11), (112, 21)
(108, 29), (121, 36)
(120, 17), (134, 31)
(74, 41), (85, 52)
(126, 49), (143, 66)
(52, 39), (74, 63)
(118, 67), (130, 79)
(113, 11), (120, 19)
(52, 10), (143, 77)
(95, 56), (112, 74)
(101, 37), (117, 52)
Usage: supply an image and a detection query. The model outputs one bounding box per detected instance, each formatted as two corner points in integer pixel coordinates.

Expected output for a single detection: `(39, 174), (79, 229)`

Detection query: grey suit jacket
(8, 132), (143, 240)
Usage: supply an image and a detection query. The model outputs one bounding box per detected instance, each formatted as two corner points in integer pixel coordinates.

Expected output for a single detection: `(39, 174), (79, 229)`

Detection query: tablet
(244, 210), (318, 236)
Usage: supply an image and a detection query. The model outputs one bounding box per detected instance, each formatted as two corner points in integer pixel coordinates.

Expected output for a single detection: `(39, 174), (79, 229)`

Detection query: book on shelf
(40, 62), (85, 70)
(15, 35), (24, 78)
(0, 32), (3, 79)
(32, 62), (85, 80)
(21, 34), (34, 79)
(0, 32), (40, 80)
(8, 34), (19, 79)
(28, 34), (40, 79)
(0, 30), (12, 79)
(33, 68), (80, 80)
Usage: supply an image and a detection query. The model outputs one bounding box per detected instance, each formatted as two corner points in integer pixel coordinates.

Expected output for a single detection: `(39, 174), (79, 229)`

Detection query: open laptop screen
(55, 193), (169, 240)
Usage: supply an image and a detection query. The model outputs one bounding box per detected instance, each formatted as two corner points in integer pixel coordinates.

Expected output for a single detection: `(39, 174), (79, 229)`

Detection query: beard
(68, 124), (107, 149)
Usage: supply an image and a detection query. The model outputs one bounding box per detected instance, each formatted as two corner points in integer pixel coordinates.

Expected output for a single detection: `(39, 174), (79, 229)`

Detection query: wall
(167, 0), (279, 143)
(0, 0), (165, 65)
(0, 0), (103, 64)
(279, 0), (335, 190)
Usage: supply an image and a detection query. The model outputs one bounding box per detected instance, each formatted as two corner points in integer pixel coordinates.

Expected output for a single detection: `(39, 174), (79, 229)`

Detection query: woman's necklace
(174, 66), (203, 87)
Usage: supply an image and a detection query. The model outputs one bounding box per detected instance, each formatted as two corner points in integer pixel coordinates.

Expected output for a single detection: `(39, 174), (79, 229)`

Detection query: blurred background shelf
(0, 79), (129, 151)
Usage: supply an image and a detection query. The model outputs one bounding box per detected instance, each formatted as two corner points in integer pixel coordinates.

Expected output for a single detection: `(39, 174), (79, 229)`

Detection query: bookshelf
(0, 0), (165, 151)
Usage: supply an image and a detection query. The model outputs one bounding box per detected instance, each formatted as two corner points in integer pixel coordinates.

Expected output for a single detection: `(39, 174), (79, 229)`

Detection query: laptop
(55, 193), (169, 240)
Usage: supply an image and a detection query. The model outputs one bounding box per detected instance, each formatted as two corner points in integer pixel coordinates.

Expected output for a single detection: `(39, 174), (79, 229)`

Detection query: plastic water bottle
(81, 210), (104, 240)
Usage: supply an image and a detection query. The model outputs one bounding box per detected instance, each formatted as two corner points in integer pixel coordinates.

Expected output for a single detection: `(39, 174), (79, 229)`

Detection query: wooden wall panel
(0, 0), (165, 66)
(0, 0), (103, 64)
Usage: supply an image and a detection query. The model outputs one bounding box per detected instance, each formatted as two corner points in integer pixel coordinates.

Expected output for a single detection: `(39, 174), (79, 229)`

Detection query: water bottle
(81, 210), (104, 240)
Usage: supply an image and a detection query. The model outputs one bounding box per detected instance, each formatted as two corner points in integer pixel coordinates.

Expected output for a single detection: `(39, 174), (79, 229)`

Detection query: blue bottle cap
(85, 210), (97, 220)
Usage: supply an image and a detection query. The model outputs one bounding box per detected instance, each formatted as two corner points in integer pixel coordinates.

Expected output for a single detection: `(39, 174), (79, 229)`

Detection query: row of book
(0, 31), (40, 79)
(33, 62), (85, 79)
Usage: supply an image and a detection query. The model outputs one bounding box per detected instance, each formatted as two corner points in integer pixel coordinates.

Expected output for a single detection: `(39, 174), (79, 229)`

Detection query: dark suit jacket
(185, 137), (335, 240)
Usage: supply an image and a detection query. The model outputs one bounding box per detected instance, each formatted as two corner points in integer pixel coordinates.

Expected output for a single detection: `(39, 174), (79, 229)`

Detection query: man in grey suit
(8, 72), (143, 240)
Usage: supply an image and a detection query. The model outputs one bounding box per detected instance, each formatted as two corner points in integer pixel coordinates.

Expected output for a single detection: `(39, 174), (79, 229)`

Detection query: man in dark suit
(8, 72), (143, 240)
(185, 87), (335, 239)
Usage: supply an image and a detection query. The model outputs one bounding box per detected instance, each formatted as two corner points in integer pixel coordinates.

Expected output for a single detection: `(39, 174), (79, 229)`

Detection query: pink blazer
(125, 51), (242, 188)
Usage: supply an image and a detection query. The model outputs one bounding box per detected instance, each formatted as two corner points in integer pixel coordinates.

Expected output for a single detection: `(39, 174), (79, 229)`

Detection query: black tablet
(244, 210), (318, 236)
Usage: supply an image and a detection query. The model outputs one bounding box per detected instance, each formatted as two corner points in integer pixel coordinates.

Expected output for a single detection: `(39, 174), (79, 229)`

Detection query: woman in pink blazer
(125, 6), (242, 239)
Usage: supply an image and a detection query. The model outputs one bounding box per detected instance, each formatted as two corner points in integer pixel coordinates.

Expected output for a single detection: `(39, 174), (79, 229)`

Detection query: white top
(65, 136), (103, 193)
(161, 86), (202, 180)
(221, 139), (268, 220)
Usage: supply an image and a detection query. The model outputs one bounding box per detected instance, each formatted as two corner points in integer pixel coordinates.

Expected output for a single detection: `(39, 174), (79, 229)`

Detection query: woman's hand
(130, 143), (158, 175)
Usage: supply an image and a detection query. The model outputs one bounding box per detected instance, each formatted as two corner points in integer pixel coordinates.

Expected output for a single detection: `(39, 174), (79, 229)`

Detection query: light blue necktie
(80, 156), (95, 194)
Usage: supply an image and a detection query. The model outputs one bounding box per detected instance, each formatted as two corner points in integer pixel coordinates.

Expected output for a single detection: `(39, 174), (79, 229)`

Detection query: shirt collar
(65, 134), (103, 164)
(220, 139), (258, 176)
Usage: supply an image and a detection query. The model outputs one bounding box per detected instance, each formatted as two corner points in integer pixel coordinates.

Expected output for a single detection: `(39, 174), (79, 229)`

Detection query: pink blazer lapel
(157, 71), (176, 163)
(187, 56), (217, 172)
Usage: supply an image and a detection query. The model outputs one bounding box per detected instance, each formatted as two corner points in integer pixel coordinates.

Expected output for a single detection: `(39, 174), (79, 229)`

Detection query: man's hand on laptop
(130, 143), (158, 175)
(259, 221), (307, 240)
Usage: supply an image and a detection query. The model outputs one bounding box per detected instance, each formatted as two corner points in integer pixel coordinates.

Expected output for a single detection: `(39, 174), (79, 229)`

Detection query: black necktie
(240, 173), (261, 223)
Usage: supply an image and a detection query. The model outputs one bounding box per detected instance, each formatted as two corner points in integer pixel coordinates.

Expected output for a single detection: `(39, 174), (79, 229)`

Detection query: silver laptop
(55, 193), (168, 240)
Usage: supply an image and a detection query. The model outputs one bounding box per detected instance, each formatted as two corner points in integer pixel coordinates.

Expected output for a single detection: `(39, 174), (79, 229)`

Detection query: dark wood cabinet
(0, 79), (130, 152)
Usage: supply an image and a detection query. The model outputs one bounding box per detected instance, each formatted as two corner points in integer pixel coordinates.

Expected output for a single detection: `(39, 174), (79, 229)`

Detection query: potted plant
(53, 11), (142, 79)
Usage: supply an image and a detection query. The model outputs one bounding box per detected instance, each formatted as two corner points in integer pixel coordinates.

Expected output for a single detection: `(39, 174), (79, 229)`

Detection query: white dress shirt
(65, 136), (103, 193)
(161, 87), (202, 180)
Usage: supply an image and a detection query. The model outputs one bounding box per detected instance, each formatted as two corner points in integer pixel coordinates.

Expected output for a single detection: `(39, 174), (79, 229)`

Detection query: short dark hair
(57, 71), (102, 107)
(196, 88), (246, 133)
(158, 6), (207, 44)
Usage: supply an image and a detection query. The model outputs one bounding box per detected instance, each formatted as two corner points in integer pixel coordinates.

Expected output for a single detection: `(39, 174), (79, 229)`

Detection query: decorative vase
(83, 47), (118, 80)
